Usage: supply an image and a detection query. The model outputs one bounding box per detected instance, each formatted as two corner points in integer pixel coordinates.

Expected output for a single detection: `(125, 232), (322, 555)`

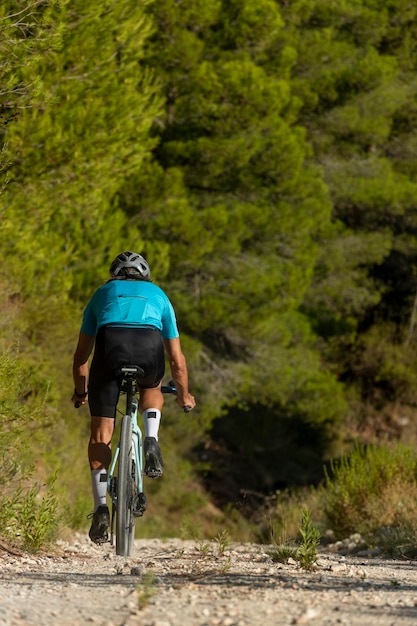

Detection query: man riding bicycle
(71, 251), (196, 544)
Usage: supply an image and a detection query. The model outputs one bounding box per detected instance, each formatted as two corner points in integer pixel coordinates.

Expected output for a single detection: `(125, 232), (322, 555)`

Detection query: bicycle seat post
(127, 375), (137, 416)
(117, 365), (143, 416)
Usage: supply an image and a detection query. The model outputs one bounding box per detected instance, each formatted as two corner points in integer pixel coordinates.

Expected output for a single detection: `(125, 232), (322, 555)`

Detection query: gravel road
(1, 534), (417, 626)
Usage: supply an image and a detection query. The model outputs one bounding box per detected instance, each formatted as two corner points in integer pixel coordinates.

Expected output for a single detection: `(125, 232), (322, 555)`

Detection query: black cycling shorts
(88, 326), (165, 418)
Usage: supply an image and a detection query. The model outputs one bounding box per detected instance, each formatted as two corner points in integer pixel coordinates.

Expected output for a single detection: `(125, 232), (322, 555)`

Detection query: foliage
(268, 542), (298, 564)
(0, 350), (60, 551)
(19, 477), (59, 552)
(0, 470), (59, 554)
(0, 351), (47, 485)
(370, 526), (417, 560)
(0, 0), (162, 307)
(268, 508), (320, 570)
(296, 509), (321, 569)
(283, 0), (417, 423)
(137, 571), (157, 610)
(214, 529), (230, 555)
(323, 442), (417, 538)
(253, 486), (321, 544)
(120, 0), (347, 460)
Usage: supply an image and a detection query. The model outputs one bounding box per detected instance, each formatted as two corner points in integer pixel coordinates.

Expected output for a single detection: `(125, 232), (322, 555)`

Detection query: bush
(268, 508), (321, 570)
(19, 479), (60, 552)
(0, 478), (59, 552)
(322, 442), (417, 538)
(0, 351), (60, 551)
(253, 487), (322, 545)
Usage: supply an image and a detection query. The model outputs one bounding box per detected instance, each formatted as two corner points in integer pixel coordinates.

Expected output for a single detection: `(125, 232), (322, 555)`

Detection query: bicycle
(107, 365), (188, 556)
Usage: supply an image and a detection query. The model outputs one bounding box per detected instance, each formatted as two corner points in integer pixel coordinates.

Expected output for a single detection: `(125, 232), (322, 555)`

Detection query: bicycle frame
(107, 375), (143, 508)
(107, 367), (144, 556)
(107, 367), (177, 556)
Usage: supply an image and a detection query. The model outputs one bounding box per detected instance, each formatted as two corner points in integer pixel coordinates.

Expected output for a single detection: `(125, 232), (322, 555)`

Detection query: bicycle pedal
(133, 492), (147, 517)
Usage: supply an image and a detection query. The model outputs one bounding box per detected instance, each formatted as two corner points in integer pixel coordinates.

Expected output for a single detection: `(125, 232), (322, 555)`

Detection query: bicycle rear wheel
(116, 415), (136, 556)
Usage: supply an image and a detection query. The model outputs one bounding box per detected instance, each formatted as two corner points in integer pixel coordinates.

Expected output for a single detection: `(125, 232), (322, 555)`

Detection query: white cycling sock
(91, 469), (108, 511)
(142, 408), (161, 440)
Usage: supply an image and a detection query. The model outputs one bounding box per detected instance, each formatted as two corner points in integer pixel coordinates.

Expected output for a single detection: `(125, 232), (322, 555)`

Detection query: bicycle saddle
(115, 365), (145, 378)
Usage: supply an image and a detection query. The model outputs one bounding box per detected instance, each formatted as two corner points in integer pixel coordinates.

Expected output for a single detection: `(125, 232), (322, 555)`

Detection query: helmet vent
(109, 251), (150, 280)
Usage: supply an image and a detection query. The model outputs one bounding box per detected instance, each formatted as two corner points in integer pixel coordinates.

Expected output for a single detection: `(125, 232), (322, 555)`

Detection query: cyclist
(71, 251), (196, 544)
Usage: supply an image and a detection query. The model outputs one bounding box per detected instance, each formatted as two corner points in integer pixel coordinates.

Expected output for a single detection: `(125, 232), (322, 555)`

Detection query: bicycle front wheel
(116, 415), (136, 556)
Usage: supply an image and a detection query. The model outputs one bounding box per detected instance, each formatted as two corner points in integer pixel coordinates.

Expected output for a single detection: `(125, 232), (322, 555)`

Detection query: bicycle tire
(116, 415), (136, 556)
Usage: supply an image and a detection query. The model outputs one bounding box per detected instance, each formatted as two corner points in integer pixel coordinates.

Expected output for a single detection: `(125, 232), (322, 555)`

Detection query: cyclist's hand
(176, 393), (195, 412)
(71, 390), (88, 408)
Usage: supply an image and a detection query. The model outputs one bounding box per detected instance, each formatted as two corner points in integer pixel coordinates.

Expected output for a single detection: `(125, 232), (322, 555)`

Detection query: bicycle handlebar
(162, 383), (192, 413)
(161, 385), (176, 394)
(74, 382), (192, 412)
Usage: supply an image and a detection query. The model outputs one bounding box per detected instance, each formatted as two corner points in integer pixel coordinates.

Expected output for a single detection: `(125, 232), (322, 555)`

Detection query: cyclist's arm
(163, 337), (196, 411)
(72, 332), (95, 405)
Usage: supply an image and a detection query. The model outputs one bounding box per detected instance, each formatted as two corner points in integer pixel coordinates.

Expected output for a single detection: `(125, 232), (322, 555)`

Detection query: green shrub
(0, 351), (60, 551)
(19, 479), (60, 552)
(268, 508), (321, 570)
(254, 487), (322, 545)
(323, 442), (417, 538)
(0, 479), (59, 552)
(296, 509), (321, 569)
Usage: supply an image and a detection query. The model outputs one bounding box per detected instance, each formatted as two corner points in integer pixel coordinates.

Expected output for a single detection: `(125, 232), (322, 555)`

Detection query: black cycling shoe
(144, 437), (164, 479)
(88, 505), (110, 545)
(133, 492), (147, 517)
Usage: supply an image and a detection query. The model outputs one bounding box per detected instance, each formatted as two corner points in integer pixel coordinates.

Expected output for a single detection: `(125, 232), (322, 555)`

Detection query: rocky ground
(1, 534), (417, 626)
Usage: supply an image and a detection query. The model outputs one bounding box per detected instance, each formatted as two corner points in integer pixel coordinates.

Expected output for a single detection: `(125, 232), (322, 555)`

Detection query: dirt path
(1, 534), (417, 626)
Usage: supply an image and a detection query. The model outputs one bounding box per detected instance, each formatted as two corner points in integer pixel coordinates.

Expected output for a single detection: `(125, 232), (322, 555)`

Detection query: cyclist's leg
(139, 387), (164, 478)
(87, 416), (114, 543)
(88, 417), (114, 469)
(139, 386), (164, 436)
(87, 329), (120, 542)
(88, 364), (119, 510)
(89, 416), (114, 503)
(132, 330), (166, 477)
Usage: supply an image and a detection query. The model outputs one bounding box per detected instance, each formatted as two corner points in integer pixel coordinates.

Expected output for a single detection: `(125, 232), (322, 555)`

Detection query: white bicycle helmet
(109, 251), (151, 280)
